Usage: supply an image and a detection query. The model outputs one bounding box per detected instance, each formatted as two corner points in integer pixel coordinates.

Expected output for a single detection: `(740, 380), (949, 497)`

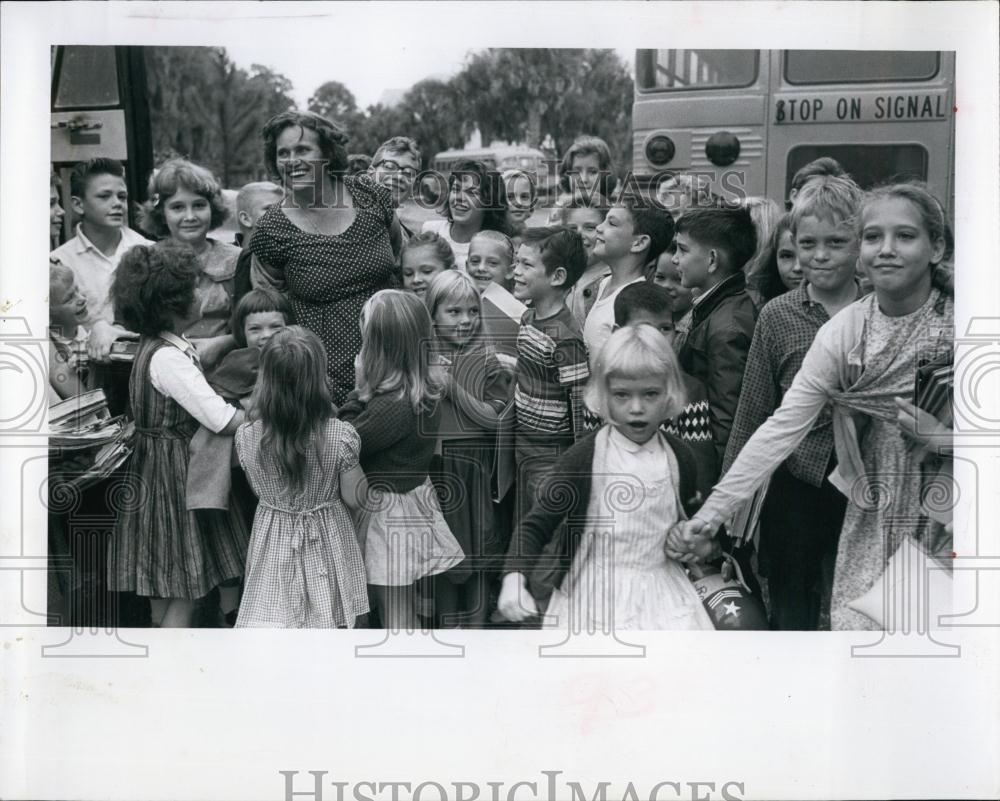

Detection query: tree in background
(146, 47), (633, 184)
(455, 49), (633, 173)
(308, 80), (359, 122)
(145, 47), (295, 188)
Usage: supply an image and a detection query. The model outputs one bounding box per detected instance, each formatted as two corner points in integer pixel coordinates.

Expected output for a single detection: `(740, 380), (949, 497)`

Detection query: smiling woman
(248, 110), (401, 405)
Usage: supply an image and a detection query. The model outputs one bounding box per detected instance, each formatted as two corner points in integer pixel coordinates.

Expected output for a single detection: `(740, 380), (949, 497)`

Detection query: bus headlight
(645, 135), (676, 166)
(706, 131), (741, 166)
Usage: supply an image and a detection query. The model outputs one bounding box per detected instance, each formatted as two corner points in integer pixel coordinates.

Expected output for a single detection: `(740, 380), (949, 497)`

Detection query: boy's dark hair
(111, 241), (199, 337)
(790, 157), (846, 195)
(346, 153), (372, 175)
(230, 288), (296, 347)
(674, 207), (758, 274)
(613, 282), (673, 328)
(619, 199), (675, 262)
(521, 225), (587, 290)
(69, 157), (125, 199)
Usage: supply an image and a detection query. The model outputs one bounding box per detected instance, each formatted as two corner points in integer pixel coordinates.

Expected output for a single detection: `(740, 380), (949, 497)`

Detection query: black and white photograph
(2, 2), (998, 800)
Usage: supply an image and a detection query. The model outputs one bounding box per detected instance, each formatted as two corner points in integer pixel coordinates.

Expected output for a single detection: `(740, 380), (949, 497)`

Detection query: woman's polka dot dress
(248, 175), (398, 405)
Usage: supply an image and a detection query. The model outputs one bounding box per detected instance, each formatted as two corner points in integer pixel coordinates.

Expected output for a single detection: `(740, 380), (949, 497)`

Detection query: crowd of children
(48, 118), (954, 632)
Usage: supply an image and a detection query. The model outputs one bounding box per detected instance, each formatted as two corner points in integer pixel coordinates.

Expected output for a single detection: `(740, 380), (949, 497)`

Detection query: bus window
(53, 46), (120, 108)
(785, 51), (939, 85)
(636, 49), (757, 91)
(786, 144), (928, 196)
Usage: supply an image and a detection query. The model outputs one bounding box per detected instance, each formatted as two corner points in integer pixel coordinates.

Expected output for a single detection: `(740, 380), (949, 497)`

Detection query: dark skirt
(108, 431), (250, 599)
(431, 438), (503, 583)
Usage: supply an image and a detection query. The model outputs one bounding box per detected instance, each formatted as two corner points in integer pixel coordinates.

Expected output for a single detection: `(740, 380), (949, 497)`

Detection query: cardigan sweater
(338, 391), (441, 493)
(503, 426), (704, 600)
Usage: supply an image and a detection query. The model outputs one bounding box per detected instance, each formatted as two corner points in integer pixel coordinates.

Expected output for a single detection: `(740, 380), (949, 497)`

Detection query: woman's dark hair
(262, 110), (350, 180)
(111, 241), (199, 336)
(230, 287), (296, 347)
(445, 160), (513, 235)
(748, 213), (795, 303)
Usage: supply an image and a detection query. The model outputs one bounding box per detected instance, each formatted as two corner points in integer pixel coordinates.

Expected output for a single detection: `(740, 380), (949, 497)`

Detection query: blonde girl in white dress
(498, 324), (714, 631)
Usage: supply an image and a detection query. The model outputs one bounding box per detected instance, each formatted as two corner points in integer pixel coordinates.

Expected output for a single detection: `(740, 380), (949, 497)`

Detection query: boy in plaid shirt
(511, 226), (590, 519)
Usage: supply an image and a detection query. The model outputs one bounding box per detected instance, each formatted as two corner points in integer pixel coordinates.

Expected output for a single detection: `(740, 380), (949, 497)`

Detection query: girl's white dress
(544, 426), (715, 631)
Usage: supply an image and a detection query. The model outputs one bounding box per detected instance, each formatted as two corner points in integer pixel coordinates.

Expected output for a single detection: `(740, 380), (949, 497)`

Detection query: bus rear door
(765, 50), (955, 206)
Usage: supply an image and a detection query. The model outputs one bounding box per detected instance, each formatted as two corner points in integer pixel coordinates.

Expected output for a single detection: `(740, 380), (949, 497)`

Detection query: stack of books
(108, 337), (139, 362)
(49, 389), (134, 490)
(915, 351), (953, 427)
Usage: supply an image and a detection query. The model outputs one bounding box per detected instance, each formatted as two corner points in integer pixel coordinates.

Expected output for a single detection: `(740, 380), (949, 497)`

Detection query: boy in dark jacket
(672, 207), (758, 484)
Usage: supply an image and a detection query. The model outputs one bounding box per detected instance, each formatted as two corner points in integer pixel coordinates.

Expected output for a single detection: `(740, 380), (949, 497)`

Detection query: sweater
(338, 390), (441, 493)
(503, 426), (703, 600)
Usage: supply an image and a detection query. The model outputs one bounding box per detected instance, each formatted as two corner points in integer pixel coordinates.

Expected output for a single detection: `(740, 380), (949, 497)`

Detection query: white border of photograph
(2, 2), (998, 800)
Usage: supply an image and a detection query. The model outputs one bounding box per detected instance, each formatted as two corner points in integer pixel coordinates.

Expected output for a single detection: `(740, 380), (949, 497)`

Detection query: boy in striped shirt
(511, 226), (590, 518)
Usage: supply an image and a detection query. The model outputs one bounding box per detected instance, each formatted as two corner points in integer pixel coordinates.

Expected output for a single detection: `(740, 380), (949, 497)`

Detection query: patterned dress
(108, 337), (249, 599)
(831, 292), (953, 630)
(248, 176), (397, 405)
(234, 418), (369, 628)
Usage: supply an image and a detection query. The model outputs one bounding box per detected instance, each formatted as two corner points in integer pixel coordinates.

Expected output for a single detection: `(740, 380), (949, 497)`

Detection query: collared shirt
(690, 276), (728, 310)
(50, 224), (150, 327)
(149, 332), (236, 433)
(183, 238), (240, 340)
(722, 282), (863, 487)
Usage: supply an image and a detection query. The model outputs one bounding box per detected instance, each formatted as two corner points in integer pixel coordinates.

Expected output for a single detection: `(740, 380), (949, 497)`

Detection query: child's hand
(665, 518), (716, 562)
(497, 572), (539, 622)
(87, 321), (129, 363)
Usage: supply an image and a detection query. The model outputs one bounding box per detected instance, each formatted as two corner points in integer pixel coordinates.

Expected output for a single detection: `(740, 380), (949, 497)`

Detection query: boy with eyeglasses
(370, 136), (422, 238)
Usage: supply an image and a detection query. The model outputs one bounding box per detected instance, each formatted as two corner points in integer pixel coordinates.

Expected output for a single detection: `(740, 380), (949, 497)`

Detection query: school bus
(430, 144), (556, 197)
(631, 50), (955, 210)
(50, 45), (154, 238)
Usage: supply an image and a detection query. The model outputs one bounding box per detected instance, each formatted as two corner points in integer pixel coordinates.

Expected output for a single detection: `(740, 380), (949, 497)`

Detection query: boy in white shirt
(583, 200), (674, 369)
(51, 158), (148, 363)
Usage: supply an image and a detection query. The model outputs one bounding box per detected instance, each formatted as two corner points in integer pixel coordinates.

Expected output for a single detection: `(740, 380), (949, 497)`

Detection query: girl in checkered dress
(234, 326), (370, 628)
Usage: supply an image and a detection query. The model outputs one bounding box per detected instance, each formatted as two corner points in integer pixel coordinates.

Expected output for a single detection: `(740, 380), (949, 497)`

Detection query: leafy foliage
(145, 47), (294, 188)
(145, 46), (634, 187)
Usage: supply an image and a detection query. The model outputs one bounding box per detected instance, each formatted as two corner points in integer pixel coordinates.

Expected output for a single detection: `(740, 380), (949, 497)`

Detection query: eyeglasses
(374, 159), (418, 180)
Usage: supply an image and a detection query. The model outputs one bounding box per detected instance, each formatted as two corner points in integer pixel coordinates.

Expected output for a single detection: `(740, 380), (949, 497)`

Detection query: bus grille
(633, 128), (764, 173)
